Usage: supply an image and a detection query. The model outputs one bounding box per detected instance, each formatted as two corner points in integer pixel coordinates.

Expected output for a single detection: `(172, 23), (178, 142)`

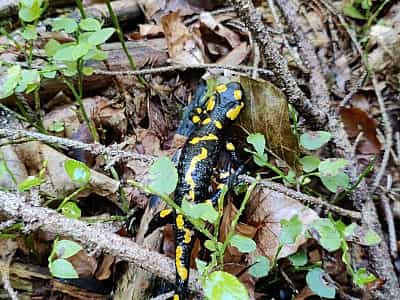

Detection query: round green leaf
(343, 4), (366, 20)
(182, 199), (218, 223)
(61, 202), (81, 219)
(247, 133), (265, 155)
(363, 230), (381, 246)
(0, 65), (22, 99)
(79, 18), (101, 31)
(55, 240), (82, 259)
(279, 215), (302, 245)
(300, 131), (331, 150)
(87, 28), (115, 46)
(64, 159), (91, 184)
(82, 66), (93, 76)
(248, 256), (270, 278)
(353, 268), (376, 287)
(306, 268), (335, 299)
(148, 156), (178, 194)
(49, 258), (79, 279)
(299, 155), (320, 173)
(15, 69), (40, 93)
(204, 271), (249, 300)
(52, 17), (78, 33)
(44, 39), (61, 57)
(21, 25), (37, 40)
(309, 219), (341, 251)
(288, 248), (308, 267)
(53, 45), (76, 61)
(19, 3), (41, 22)
(229, 234), (256, 253)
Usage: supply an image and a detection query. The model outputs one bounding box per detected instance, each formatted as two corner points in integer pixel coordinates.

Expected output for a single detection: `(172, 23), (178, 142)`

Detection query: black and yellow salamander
(147, 81), (245, 299)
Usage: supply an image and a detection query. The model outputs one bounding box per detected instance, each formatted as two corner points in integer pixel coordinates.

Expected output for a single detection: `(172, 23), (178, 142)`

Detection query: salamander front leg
(144, 208), (175, 237)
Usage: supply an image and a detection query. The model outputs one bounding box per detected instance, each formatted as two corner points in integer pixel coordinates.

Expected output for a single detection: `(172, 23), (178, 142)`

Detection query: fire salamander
(147, 81), (245, 299)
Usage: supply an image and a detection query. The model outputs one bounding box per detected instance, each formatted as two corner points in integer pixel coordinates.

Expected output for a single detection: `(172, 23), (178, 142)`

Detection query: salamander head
(207, 82), (245, 127)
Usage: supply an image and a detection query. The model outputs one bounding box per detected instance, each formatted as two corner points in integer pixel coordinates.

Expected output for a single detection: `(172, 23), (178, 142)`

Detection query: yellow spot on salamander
(226, 102), (244, 120)
(175, 246), (188, 280)
(219, 172), (230, 179)
(188, 190), (195, 201)
(184, 229), (192, 243)
(217, 183), (225, 190)
(205, 199), (212, 204)
(192, 115), (200, 123)
(216, 84), (227, 93)
(176, 214), (184, 230)
(206, 96), (216, 111)
(184, 147), (208, 201)
(196, 107), (202, 114)
(173, 295), (179, 300)
(214, 120), (222, 129)
(234, 89), (242, 100)
(226, 142), (235, 151)
(189, 134), (218, 144)
(160, 209), (172, 218)
(202, 118), (211, 125)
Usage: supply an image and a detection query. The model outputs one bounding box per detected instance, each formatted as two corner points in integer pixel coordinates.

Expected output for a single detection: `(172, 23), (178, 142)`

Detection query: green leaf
(343, 223), (357, 238)
(0, 65), (22, 99)
(203, 271), (249, 300)
(204, 240), (218, 252)
(0, 160), (8, 176)
(53, 45), (75, 61)
(80, 18), (102, 31)
(279, 215), (302, 245)
(300, 131), (331, 150)
(288, 248), (308, 267)
(41, 63), (58, 78)
(306, 268), (336, 299)
(299, 155), (320, 172)
(361, 0), (372, 10)
(49, 258), (79, 279)
(363, 229), (381, 246)
(54, 240), (82, 258)
(18, 175), (42, 191)
(195, 258), (208, 276)
(229, 234), (256, 253)
(61, 61), (78, 77)
(52, 17), (78, 33)
(19, 0), (42, 22)
(148, 157), (178, 194)
(87, 28), (115, 46)
(247, 133), (265, 155)
(48, 121), (65, 133)
(353, 268), (376, 287)
(44, 39), (61, 57)
(343, 4), (366, 20)
(61, 201), (81, 219)
(84, 48), (108, 61)
(82, 66), (93, 76)
(309, 219), (341, 251)
(181, 199), (218, 223)
(21, 24), (37, 40)
(15, 69), (40, 93)
(248, 256), (270, 278)
(319, 159), (350, 192)
(64, 159), (91, 185)
(253, 152), (268, 167)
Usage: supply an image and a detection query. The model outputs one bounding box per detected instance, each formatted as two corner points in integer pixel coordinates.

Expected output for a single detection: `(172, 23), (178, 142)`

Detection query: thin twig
(381, 194), (398, 259)
(93, 63), (273, 77)
(0, 128), (155, 164)
(371, 74), (392, 192)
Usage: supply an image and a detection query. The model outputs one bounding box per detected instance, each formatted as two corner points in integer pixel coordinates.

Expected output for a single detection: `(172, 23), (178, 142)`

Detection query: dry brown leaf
(238, 77), (300, 169)
(199, 12), (241, 48)
(161, 11), (204, 64)
(245, 186), (319, 260)
(95, 255), (114, 280)
(216, 42), (250, 66)
(294, 286), (315, 300)
(68, 250), (98, 278)
(139, 0), (200, 23)
(139, 24), (164, 38)
(340, 107), (381, 154)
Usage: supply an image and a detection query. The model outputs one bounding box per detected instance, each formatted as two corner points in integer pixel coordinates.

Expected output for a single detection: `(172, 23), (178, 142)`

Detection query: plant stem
(104, 0), (147, 86)
(56, 184), (88, 211)
(63, 77), (99, 142)
(219, 177), (259, 266)
(74, 0), (86, 18)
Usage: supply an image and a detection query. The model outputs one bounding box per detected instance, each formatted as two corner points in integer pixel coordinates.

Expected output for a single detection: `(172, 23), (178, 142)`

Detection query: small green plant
(53, 159), (91, 219)
(130, 156), (261, 299)
(18, 160), (48, 192)
(48, 239), (82, 278)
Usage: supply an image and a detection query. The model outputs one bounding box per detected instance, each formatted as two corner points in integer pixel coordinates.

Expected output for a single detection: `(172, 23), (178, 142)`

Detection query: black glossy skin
(173, 82), (245, 299)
